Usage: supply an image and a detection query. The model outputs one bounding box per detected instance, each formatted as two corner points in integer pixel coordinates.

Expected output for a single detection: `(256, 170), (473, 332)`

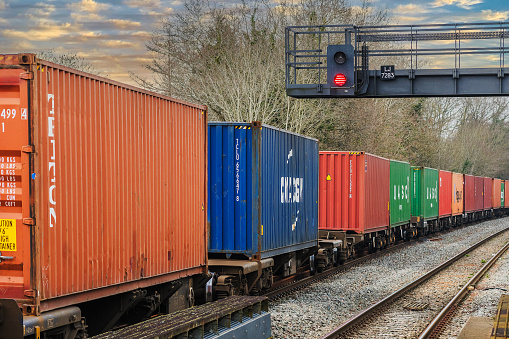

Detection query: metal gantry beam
(285, 22), (509, 98)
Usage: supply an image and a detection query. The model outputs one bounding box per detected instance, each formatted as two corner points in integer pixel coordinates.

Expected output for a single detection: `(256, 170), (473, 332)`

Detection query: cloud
(0, 0), (5, 10)
(481, 10), (509, 21)
(431, 0), (483, 10)
(393, 15), (430, 25)
(394, 4), (430, 15)
(101, 40), (137, 48)
(68, 0), (109, 13)
(108, 19), (142, 29)
(71, 12), (105, 22)
(123, 0), (161, 8)
(2, 23), (73, 41)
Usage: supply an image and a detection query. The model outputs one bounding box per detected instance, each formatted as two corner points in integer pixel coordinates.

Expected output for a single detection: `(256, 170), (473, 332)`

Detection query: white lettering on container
(281, 177), (304, 203)
(48, 94), (56, 228)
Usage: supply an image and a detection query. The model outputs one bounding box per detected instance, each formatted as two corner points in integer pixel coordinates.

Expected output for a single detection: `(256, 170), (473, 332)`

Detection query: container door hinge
(20, 72), (34, 80)
(22, 145), (34, 153)
(23, 218), (35, 226)
(24, 290), (38, 298)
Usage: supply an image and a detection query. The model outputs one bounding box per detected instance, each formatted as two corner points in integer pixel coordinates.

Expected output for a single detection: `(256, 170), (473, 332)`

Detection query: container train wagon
(206, 122), (319, 296)
(0, 54), (210, 339)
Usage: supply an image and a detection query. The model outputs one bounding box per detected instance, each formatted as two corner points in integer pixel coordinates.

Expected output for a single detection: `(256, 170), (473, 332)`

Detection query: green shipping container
(390, 160), (411, 227)
(411, 166), (439, 220)
(502, 182), (505, 207)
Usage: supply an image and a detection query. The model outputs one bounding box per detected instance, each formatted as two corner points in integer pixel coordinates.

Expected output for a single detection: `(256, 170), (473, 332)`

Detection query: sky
(0, 0), (508, 86)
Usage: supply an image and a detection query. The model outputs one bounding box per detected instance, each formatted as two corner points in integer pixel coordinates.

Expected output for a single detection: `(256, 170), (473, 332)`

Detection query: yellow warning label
(261, 225), (263, 235)
(0, 219), (16, 251)
(326, 174), (332, 181)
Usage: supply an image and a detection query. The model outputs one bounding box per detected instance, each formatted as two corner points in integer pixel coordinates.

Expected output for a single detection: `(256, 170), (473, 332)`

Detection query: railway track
(320, 226), (509, 339)
(263, 221), (486, 301)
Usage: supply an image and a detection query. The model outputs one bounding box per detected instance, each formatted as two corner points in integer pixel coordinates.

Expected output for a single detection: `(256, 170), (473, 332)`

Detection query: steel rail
(418, 239), (509, 338)
(264, 222), (480, 300)
(320, 226), (509, 339)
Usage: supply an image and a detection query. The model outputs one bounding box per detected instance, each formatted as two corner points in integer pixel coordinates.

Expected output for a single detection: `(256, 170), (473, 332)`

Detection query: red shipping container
(484, 177), (493, 210)
(464, 175), (475, 213)
(319, 151), (390, 234)
(0, 54), (208, 317)
(474, 176), (484, 211)
(493, 178), (502, 209)
(439, 170), (452, 217)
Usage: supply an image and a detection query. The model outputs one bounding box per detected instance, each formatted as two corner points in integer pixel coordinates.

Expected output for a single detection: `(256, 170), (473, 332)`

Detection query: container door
(0, 69), (32, 303)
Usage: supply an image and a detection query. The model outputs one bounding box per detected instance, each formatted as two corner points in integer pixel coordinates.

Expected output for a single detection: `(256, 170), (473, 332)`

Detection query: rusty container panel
(474, 176), (484, 211)
(493, 178), (501, 209)
(451, 172), (464, 216)
(439, 170), (452, 217)
(484, 177), (493, 210)
(319, 152), (390, 234)
(0, 54), (208, 314)
(464, 175), (475, 213)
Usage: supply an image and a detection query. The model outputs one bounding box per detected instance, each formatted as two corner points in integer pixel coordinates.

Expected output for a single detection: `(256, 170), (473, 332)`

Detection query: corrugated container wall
(474, 176), (484, 211)
(0, 54), (208, 314)
(389, 160), (411, 228)
(484, 177), (493, 210)
(208, 122), (318, 259)
(319, 152), (390, 234)
(502, 181), (506, 207)
(411, 167), (439, 220)
(464, 175), (476, 213)
(439, 170), (452, 217)
(451, 172), (464, 216)
(493, 178), (501, 209)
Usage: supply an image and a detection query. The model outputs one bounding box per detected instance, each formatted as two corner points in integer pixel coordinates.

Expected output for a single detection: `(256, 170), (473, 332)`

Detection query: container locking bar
(0, 252), (14, 263)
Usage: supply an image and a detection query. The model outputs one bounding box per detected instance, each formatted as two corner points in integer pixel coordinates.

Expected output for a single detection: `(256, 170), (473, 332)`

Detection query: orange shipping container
(0, 55), (207, 322)
(493, 178), (502, 209)
(319, 152), (390, 234)
(451, 172), (464, 216)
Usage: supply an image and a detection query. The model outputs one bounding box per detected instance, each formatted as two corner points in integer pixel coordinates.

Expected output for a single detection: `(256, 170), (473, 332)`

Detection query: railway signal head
(327, 44), (355, 95)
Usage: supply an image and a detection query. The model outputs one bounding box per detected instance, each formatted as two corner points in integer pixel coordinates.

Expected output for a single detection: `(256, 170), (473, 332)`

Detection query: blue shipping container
(208, 122), (319, 259)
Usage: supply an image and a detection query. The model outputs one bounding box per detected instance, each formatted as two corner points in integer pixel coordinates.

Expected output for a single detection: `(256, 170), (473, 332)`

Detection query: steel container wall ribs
(493, 178), (501, 209)
(502, 181), (506, 207)
(411, 167), (439, 220)
(389, 160), (411, 228)
(208, 122), (318, 259)
(474, 176), (484, 211)
(439, 170), (452, 217)
(484, 177), (493, 210)
(464, 175), (475, 213)
(451, 172), (464, 216)
(0, 54), (208, 314)
(319, 152), (390, 234)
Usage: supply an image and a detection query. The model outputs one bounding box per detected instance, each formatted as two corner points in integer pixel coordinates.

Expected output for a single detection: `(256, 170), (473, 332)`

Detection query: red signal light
(334, 73), (347, 87)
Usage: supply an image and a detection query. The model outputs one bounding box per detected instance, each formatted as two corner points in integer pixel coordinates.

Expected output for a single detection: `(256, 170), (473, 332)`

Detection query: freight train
(0, 54), (507, 339)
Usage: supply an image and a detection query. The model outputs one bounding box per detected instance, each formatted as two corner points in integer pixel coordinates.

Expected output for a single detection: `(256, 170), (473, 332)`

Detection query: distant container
(0, 55), (208, 316)
(208, 122), (319, 259)
(464, 175), (476, 213)
(439, 170), (452, 217)
(503, 181), (506, 207)
(474, 176), (484, 211)
(389, 160), (411, 228)
(484, 177), (493, 210)
(451, 172), (464, 216)
(318, 152), (390, 234)
(411, 167), (439, 220)
(493, 178), (502, 209)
